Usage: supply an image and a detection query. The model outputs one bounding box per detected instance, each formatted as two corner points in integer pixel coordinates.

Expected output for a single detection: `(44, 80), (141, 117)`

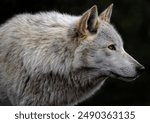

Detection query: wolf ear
(77, 5), (99, 36)
(99, 3), (113, 22)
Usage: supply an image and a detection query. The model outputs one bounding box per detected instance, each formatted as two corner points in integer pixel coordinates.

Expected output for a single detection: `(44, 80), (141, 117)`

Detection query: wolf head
(72, 4), (145, 81)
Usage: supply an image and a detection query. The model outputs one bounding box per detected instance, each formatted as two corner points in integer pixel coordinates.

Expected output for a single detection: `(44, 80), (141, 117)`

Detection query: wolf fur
(0, 4), (144, 105)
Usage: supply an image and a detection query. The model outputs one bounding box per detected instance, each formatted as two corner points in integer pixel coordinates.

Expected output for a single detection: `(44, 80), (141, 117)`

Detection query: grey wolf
(0, 4), (145, 105)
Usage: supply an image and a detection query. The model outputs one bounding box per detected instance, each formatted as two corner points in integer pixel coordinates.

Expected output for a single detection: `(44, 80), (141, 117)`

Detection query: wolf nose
(136, 66), (145, 75)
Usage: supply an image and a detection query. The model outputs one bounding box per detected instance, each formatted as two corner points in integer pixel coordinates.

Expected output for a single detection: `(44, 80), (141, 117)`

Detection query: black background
(0, 0), (150, 106)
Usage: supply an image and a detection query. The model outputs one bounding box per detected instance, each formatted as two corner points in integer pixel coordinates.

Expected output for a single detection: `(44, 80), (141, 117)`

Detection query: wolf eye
(108, 44), (116, 50)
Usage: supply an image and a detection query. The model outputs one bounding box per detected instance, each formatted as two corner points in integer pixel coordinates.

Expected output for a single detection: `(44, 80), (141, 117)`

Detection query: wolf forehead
(96, 23), (123, 46)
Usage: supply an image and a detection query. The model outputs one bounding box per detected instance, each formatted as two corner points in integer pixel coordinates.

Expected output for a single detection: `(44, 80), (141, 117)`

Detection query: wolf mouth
(110, 72), (138, 81)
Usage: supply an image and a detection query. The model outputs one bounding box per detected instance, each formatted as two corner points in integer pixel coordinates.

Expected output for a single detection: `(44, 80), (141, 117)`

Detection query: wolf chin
(0, 4), (145, 105)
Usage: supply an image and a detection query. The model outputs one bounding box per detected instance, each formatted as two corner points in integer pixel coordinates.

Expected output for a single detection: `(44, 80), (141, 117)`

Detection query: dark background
(0, 0), (150, 106)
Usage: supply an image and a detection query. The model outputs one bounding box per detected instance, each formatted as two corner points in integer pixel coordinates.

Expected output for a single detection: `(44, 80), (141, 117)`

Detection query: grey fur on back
(0, 4), (144, 105)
